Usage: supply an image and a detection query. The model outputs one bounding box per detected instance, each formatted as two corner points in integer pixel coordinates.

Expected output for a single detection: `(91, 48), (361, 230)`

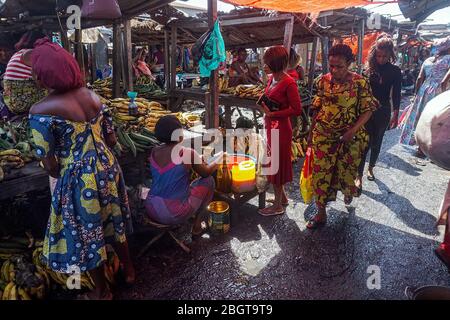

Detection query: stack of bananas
(109, 98), (170, 127)
(218, 76), (229, 93)
(0, 149), (25, 170)
(92, 78), (113, 99)
(235, 85), (265, 99)
(291, 139), (305, 163)
(177, 113), (201, 128)
(0, 119), (38, 181)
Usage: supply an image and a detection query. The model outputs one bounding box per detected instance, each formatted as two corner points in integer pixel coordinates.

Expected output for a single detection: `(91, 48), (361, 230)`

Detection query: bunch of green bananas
(116, 126), (160, 157)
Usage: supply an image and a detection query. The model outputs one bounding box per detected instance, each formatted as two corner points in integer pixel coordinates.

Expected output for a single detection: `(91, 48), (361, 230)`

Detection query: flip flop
(258, 208), (285, 216)
(367, 173), (375, 181)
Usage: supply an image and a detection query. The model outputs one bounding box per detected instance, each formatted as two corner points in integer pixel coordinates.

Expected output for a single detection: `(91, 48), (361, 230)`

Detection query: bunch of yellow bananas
(291, 140), (305, 162)
(0, 149), (25, 171)
(235, 85), (265, 99)
(92, 78), (113, 99)
(218, 76), (229, 92)
(0, 256), (47, 300)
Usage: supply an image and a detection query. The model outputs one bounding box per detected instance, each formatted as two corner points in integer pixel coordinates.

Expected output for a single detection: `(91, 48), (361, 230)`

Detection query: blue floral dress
(400, 55), (450, 146)
(29, 106), (132, 274)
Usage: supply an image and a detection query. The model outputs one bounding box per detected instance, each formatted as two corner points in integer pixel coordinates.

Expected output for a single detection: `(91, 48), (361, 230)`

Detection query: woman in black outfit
(356, 35), (401, 189)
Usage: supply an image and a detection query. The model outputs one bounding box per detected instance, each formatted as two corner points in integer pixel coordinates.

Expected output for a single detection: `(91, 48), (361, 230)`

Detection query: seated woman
(145, 115), (222, 235)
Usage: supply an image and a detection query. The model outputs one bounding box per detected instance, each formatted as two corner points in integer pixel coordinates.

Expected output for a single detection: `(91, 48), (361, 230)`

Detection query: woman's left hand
(389, 110), (399, 129)
(260, 102), (273, 117)
(340, 128), (356, 143)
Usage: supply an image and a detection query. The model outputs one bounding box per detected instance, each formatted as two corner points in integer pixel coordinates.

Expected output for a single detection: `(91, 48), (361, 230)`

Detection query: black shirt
(368, 62), (402, 112)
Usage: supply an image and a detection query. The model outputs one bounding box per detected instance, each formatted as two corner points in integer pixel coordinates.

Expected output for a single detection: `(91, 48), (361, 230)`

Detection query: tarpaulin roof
(223, 0), (378, 13)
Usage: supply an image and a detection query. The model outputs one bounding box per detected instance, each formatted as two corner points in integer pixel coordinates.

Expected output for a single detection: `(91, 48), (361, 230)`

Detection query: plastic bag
(81, 0), (122, 20)
(199, 20), (226, 77)
(300, 147), (314, 204)
(191, 28), (213, 63)
(415, 90), (450, 170)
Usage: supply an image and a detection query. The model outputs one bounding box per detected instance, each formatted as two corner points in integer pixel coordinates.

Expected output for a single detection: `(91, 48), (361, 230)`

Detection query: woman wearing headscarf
(3, 31), (47, 114)
(307, 44), (378, 229)
(27, 38), (135, 299)
(356, 34), (401, 187)
(400, 36), (450, 156)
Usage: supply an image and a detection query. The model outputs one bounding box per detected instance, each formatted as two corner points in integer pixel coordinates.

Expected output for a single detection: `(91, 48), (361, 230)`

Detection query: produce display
(0, 236), (120, 300)
(134, 76), (167, 99)
(92, 78), (114, 99)
(234, 85), (265, 99)
(0, 119), (37, 181)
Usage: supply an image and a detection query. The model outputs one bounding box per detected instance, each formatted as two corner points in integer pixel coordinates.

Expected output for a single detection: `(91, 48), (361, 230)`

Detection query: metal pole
(357, 18), (365, 74)
(321, 17), (329, 75)
(308, 37), (319, 92)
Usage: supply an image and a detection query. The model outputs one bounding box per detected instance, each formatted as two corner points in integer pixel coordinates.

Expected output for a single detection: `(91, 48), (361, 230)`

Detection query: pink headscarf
(31, 38), (84, 92)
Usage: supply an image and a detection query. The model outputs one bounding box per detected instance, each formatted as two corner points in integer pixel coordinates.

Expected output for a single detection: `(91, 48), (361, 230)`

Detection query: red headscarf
(31, 38), (84, 93)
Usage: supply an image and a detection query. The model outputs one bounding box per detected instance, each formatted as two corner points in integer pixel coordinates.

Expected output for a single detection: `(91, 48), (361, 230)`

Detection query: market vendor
(133, 47), (155, 80)
(145, 115), (223, 236)
(228, 48), (261, 87)
(27, 38), (135, 299)
(3, 31), (47, 115)
(287, 48), (304, 81)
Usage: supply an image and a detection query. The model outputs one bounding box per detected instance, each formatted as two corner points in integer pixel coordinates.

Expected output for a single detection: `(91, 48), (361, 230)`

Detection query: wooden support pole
(90, 44), (96, 83)
(61, 30), (71, 53)
(164, 30), (170, 91)
(308, 37), (319, 91)
(75, 28), (85, 76)
(357, 18), (365, 74)
(207, 0), (219, 129)
(283, 16), (295, 50)
(123, 19), (134, 92)
(170, 26), (177, 93)
(113, 21), (122, 98)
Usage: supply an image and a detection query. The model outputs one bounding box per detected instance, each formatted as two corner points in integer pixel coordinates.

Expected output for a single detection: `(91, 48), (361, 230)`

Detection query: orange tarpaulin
(223, 0), (385, 13)
(343, 32), (382, 64)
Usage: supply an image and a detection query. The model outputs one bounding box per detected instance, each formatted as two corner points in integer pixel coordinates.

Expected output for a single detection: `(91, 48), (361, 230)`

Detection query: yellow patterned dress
(29, 107), (131, 273)
(311, 73), (378, 207)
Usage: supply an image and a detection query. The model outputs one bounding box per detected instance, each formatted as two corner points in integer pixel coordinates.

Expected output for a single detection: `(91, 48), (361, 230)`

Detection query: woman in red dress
(259, 46), (302, 216)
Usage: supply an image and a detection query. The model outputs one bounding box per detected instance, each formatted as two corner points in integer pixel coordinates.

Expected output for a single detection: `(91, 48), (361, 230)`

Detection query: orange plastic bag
(300, 147), (314, 204)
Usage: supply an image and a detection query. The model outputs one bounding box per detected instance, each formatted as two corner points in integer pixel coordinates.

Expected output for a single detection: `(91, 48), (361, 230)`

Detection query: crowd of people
(0, 29), (449, 299)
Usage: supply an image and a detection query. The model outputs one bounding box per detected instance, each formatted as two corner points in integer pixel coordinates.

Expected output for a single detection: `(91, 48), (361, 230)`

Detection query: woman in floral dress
(306, 44), (378, 229)
(400, 37), (450, 154)
(28, 38), (134, 299)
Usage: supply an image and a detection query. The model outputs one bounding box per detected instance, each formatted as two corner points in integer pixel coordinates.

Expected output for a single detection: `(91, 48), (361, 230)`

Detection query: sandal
(306, 216), (327, 229)
(344, 195), (353, 206)
(258, 207), (285, 216)
(367, 173), (375, 181)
